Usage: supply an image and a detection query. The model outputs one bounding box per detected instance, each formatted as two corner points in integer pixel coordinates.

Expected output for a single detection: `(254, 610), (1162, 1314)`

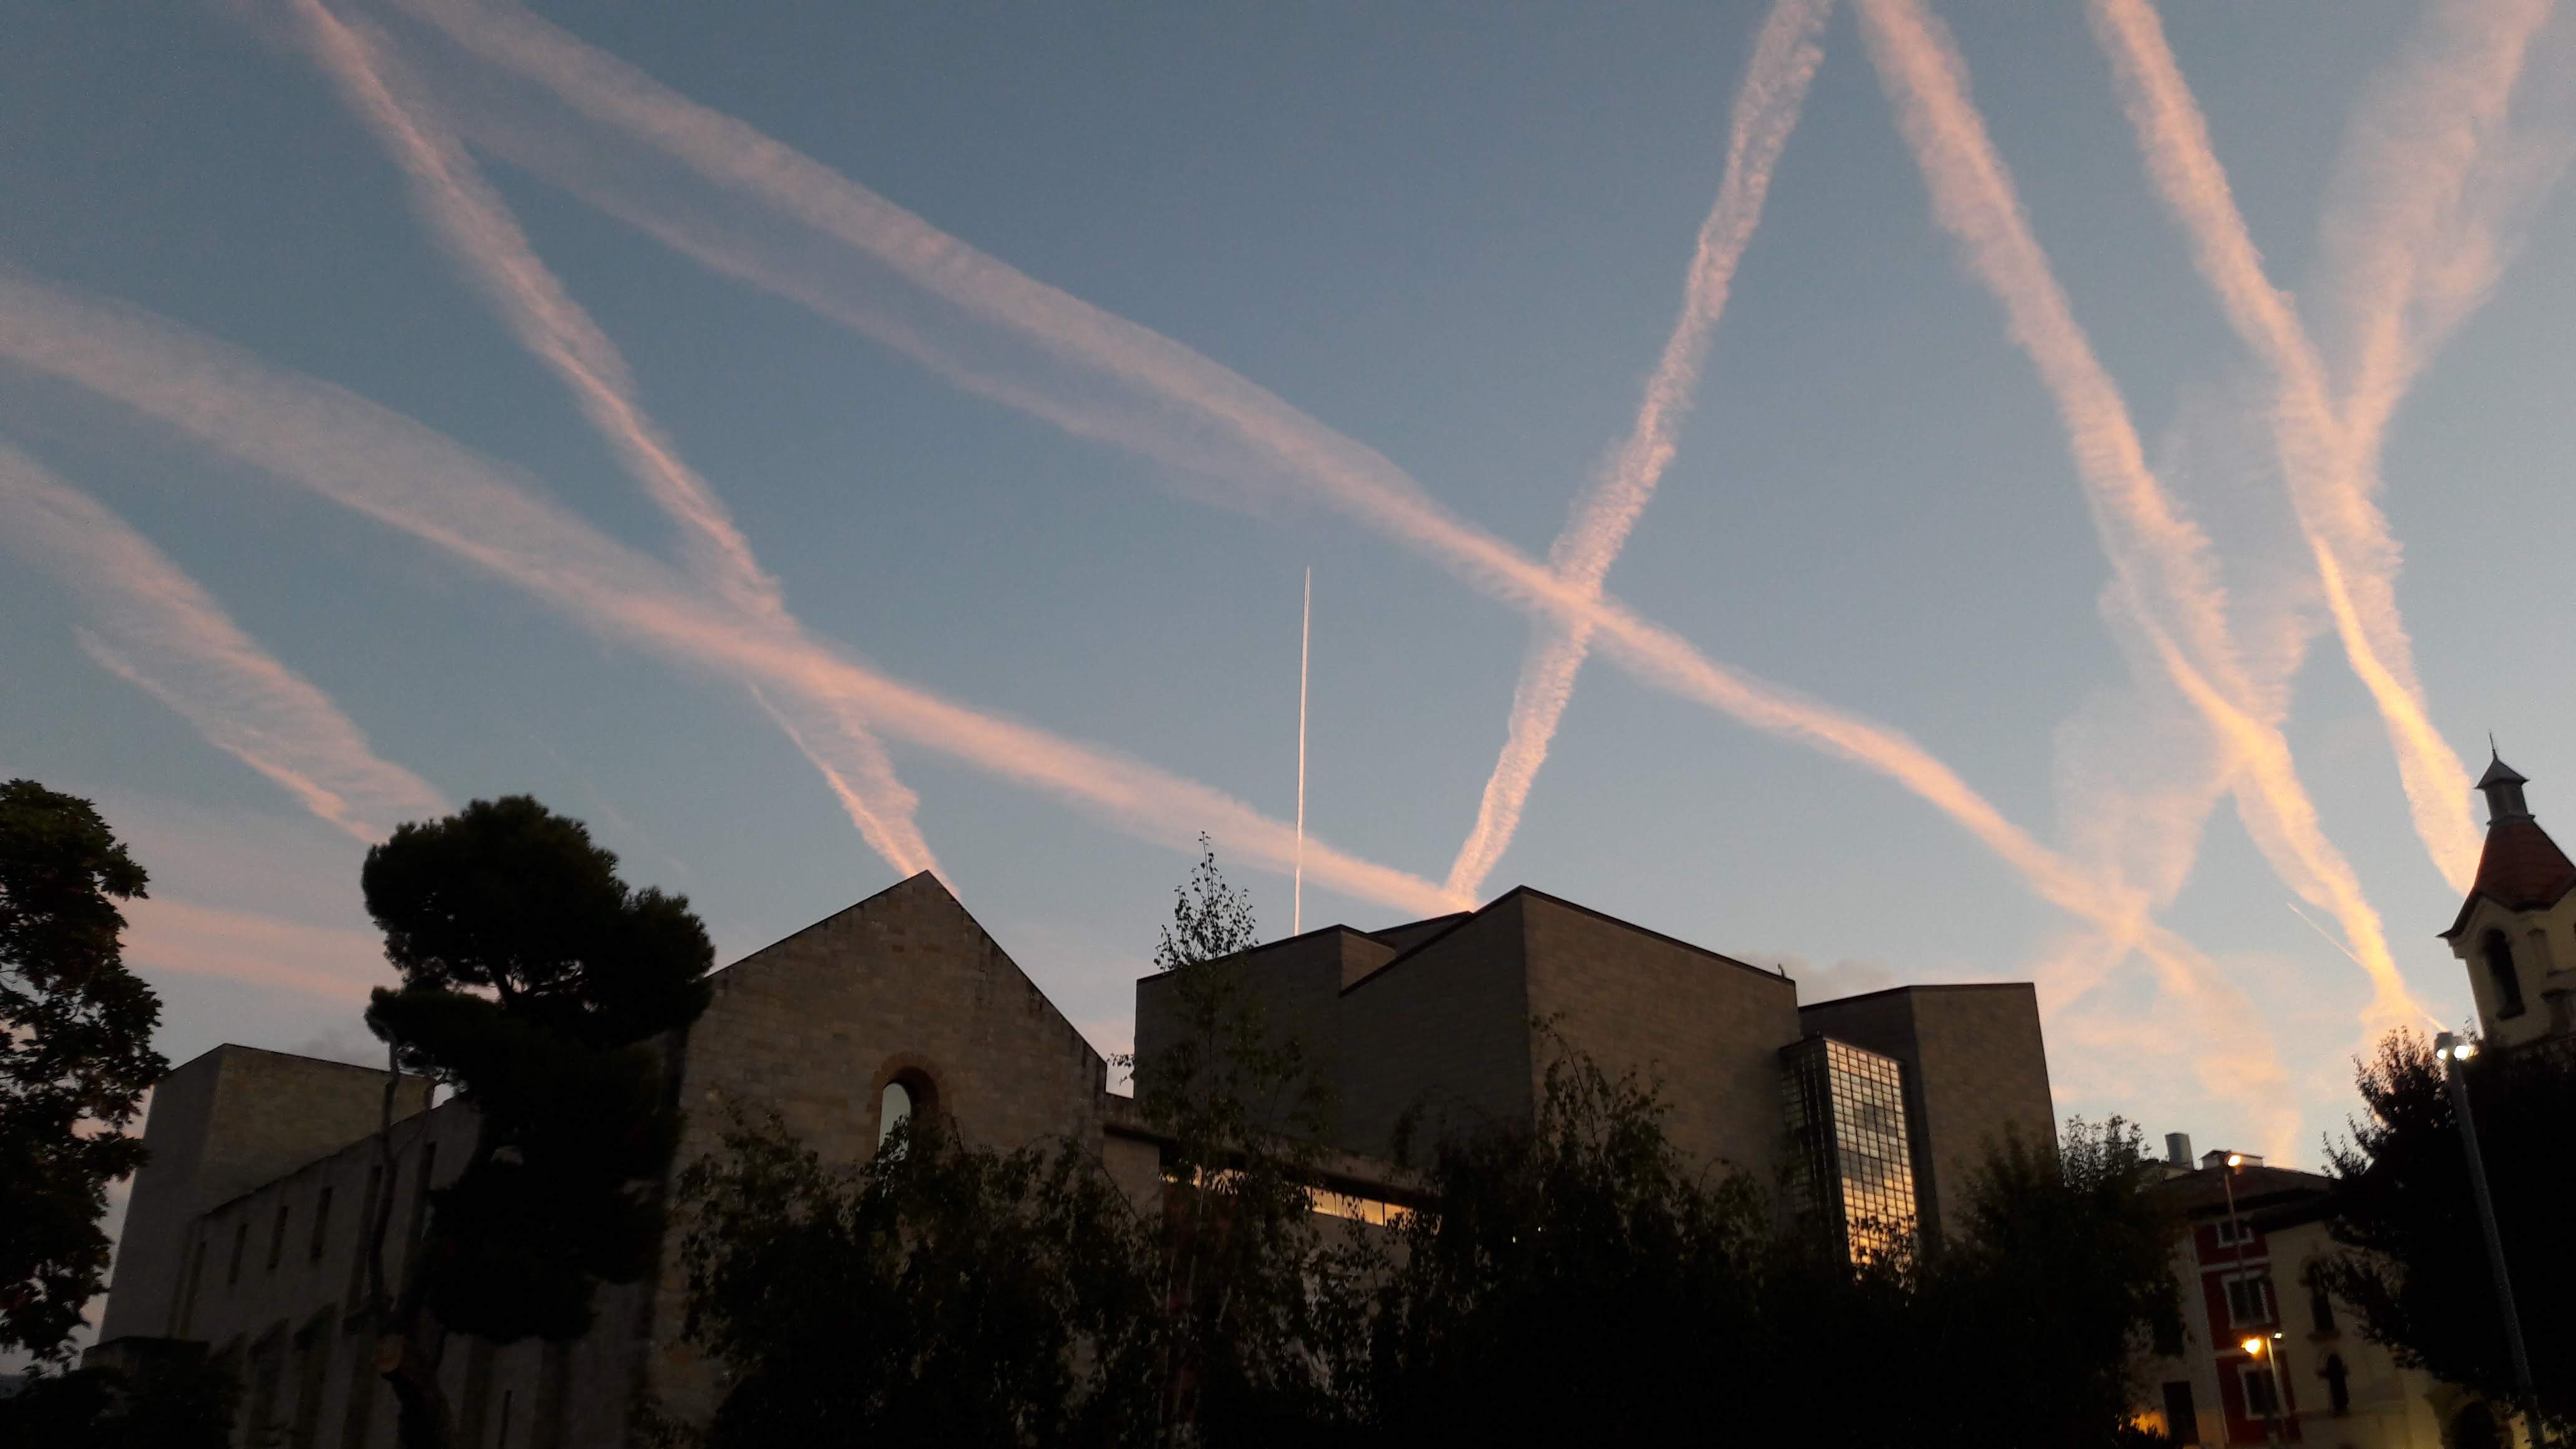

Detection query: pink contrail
(0, 271), (1451, 917)
(2087, 0), (2558, 894)
(1855, 0), (2429, 1033)
(385, 0), (2302, 1111)
(1448, 0), (1831, 899)
(376, 0), (2192, 964)
(0, 439), (446, 844)
(291, 0), (939, 879)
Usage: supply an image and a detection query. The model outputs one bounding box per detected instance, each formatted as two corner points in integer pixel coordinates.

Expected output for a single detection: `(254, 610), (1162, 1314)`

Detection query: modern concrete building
(1134, 885), (2056, 1256)
(91, 874), (2057, 1445)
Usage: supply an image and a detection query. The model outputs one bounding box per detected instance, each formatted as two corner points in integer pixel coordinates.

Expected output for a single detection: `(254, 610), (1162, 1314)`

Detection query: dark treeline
(670, 847), (2184, 1448)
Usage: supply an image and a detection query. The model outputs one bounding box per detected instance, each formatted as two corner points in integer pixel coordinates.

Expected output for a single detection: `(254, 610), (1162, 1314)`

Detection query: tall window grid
(1780, 1036), (1918, 1261)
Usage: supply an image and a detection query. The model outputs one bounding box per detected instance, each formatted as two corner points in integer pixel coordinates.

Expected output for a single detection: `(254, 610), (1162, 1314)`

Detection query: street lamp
(2235, 1332), (2295, 1447)
(2434, 1031), (2539, 1442)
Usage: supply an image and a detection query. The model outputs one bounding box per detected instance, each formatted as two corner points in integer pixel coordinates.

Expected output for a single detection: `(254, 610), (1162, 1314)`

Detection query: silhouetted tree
(1123, 837), (1347, 1443)
(1923, 1117), (2181, 1448)
(671, 1110), (1154, 1448)
(0, 1349), (237, 1448)
(2318, 1028), (2574, 1430)
(1355, 1044), (1772, 1442)
(0, 779), (162, 1364)
(356, 797), (713, 1449)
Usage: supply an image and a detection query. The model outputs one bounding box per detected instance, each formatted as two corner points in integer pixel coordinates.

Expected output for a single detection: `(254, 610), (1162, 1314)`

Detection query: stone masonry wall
(1517, 892), (1802, 1185)
(644, 872), (1112, 1427)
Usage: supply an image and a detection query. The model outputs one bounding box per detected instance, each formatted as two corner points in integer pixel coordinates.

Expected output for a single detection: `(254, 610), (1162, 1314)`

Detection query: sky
(3, 0), (2573, 1183)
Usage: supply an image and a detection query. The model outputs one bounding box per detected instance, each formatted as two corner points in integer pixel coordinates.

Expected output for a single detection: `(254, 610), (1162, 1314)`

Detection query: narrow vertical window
(178, 1237), (208, 1332)
(227, 1222), (250, 1287)
(267, 1203), (292, 1273)
(2483, 930), (2526, 1015)
(308, 1186), (334, 1263)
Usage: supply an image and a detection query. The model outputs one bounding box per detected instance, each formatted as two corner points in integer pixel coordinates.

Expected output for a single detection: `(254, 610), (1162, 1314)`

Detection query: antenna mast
(1295, 567), (1310, 935)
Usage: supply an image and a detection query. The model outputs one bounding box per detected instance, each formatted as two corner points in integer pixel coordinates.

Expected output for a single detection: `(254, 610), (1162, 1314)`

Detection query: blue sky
(2, 0), (2572, 1171)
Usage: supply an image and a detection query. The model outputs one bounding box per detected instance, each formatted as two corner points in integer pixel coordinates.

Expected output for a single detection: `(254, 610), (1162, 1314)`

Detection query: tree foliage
(1355, 1046), (1772, 1442)
(0, 779), (163, 1364)
(1125, 836), (1347, 1441)
(0, 1350), (237, 1448)
(357, 796), (713, 1449)
(2318, 1028), (2575, 1428)
(674, 1110), (1154, 1448)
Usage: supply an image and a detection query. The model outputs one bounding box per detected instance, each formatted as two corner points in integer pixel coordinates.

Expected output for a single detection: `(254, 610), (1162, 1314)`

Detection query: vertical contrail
(0, 437), (446, 843)
(1295, 565), (1310, 935)
(1447, 0), (1832, 899)
(1856, 0), (2429, 1033)
(0, 272), (1455, 915)
(292, 0), (938, 878)
(2089, 0), (2557, 894)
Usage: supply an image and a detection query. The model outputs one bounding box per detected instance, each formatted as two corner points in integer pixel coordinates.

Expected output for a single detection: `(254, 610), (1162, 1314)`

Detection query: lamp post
(2434, 1032), (2539, 1443)
(2219, 1155), (2291, 1446)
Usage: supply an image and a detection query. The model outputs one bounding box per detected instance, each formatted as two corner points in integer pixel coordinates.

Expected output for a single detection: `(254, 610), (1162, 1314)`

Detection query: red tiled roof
(2444, 817), (2576, 938)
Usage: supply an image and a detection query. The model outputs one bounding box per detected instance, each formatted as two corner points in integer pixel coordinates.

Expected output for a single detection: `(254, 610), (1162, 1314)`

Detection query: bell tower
(2440, 749), (2576, 1047)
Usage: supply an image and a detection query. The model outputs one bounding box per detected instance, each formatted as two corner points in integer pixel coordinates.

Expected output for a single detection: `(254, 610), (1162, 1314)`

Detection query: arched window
(2482, 930), (2526, 1017)
(877, 1080), (914, 1149)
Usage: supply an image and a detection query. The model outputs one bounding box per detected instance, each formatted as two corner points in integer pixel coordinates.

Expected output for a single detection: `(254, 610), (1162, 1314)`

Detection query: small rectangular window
(309, 1186), (334, 1263)
(227, 1222), (249, 1287)
(2242, 1366), (2280, 1417)
(266, 1203), (291, 1273)
(2225, 1274), (2275, 1326)
(2212, 1216), (2253, 1247)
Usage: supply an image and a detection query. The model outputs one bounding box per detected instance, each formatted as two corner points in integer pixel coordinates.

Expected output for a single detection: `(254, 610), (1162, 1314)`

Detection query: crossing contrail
(0, 437), (446, 844)
(365, 0), (2213, 974)
(1447, 0), (1832, 900)
(291, 0), (939, 879)
(2033, 0), (2564, 1138)
(2089, 0), (2562, 895)
(1856, 0), (2429, 1035)
(0, 270), (1456, 917)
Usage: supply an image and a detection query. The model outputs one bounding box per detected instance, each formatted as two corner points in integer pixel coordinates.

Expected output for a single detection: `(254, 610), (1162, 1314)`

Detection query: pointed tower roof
(2477, 749), (2529, 794)
(2444, 753), (2576, 938)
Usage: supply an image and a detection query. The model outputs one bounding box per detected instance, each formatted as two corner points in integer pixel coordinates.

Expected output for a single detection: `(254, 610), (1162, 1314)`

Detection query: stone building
(91, 874), (2056, 1445)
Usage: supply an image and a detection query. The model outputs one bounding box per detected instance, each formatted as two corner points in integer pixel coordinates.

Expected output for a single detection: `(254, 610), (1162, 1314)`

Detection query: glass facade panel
(1780, 1036), (1918, 1261)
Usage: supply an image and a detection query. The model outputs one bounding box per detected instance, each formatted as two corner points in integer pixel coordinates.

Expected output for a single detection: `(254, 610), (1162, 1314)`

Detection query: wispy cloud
(368, 0), (2219, 980)
(0, 270), (1453, 916)
(1447, 0), (1832, 900)
(291, 0), (939, 879)
(1856, 0), (2427, 1037)
(2086, 0), (2561, 894)
(0, 437), (445, 843)
(120, 895), (387, 1002)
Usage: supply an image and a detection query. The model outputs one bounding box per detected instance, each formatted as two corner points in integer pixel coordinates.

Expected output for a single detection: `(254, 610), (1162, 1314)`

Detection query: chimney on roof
(2164, 1132), (2192, 1168)
(2479, 746), (2533, 825)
